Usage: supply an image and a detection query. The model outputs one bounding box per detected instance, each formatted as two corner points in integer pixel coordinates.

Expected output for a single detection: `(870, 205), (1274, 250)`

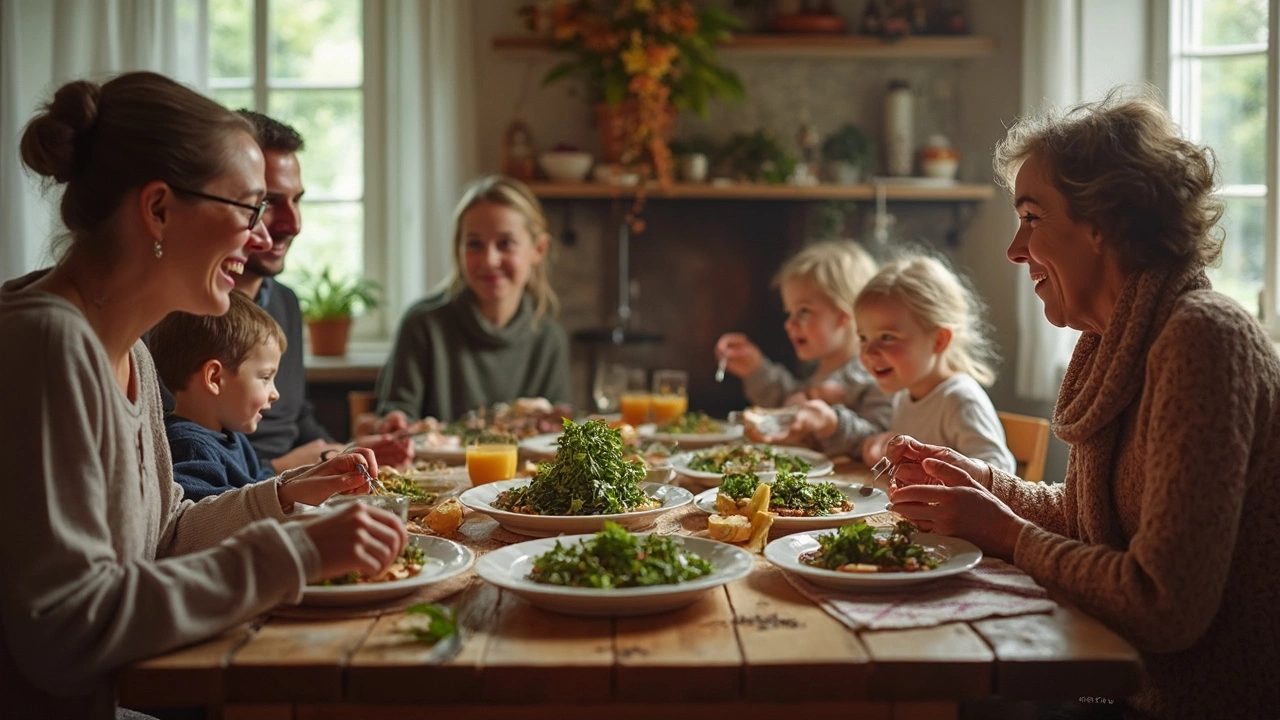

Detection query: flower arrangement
(540, 0), (745, 197)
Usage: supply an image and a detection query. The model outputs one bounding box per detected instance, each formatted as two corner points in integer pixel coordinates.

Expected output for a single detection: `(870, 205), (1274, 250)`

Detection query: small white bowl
(539, 151), (594, 182)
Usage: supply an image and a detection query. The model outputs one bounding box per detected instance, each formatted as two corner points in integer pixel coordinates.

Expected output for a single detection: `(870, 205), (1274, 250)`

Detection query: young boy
(149, 291), (286, 500)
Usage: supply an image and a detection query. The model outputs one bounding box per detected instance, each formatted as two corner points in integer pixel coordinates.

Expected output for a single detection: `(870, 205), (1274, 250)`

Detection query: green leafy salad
(688, 444), (813, 475)
(800, 520), (942, 573)
(492, 419), (657, 515)
(655, 411), (724, 434)
(375, 467), (435, 503)
(719, 471), (851, 517)
(530, 521), (713, 588)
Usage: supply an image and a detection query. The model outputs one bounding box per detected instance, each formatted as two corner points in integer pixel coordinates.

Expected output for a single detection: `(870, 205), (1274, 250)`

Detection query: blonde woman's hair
(447, 175), (559, 321)
(855, 255), (998, 387)
(993, 86), (1223, 269)
(772, 240), (878, 315)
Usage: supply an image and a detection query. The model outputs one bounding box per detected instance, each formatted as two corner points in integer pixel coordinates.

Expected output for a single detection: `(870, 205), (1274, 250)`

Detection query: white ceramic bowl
(539, 151), (594, 182)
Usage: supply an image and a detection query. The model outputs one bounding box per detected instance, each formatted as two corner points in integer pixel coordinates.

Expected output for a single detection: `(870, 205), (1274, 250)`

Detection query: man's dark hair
(235, 109), (305, 153)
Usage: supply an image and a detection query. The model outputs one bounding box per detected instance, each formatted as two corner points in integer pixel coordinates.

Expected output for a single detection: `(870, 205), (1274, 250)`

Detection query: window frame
(1156, 0), (1280, 338)
(205, 0), (390, 342)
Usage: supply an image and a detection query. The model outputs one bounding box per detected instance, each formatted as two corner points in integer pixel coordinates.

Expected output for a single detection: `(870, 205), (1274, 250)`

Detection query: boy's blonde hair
(150, 290), (287, 392)
(772, 240), (878, 315)
(447, 175), (559, 321)
(855, 256), (998, 387)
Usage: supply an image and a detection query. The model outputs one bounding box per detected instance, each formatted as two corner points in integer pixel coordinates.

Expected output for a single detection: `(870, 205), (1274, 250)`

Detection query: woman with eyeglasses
(0, 71), (408, 719)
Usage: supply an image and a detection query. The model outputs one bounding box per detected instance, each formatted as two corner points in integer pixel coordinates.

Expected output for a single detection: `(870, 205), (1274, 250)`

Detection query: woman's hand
(887, 456), (1028, 561)
(296, 502), (408, 583)
(277, 448), (379, 510)
(715, 333), (763, 379)
(754, 399), (838, 445)
(883, 434), (994, 490)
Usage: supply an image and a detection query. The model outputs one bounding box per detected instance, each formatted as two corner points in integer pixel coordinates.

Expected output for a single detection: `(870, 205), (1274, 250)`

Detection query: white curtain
(369, 0), (478, 320)
(0, 0), (206, 282)
(1014, 0), (1083, 401)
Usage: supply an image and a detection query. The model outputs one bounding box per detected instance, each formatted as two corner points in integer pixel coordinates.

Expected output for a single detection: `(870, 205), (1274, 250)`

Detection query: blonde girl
(375, 175), (571, 422)
(855, 255), (1014, 472)
(716, 240), (892, 455)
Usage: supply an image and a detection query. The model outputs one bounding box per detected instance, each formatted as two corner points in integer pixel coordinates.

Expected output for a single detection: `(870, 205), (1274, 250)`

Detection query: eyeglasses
(170, 186), (268, 231)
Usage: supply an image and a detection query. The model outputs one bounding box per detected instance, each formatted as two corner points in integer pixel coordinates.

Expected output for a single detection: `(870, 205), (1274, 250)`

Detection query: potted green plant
(296, 267), (381, 357)
(716, 129), (797, 185)
(821, 123), (873, 184)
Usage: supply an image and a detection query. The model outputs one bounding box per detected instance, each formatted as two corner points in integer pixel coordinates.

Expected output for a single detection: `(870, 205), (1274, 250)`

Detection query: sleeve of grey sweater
(741, 357), (802, 407)
(0, 321), (318, 695)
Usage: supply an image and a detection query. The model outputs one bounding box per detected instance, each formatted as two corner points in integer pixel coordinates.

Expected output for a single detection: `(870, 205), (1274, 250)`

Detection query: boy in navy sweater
(150, 291), (287, 500)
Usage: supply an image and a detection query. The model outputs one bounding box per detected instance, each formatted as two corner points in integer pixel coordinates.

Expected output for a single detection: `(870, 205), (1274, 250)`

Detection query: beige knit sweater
(991, 264), (1280, 719)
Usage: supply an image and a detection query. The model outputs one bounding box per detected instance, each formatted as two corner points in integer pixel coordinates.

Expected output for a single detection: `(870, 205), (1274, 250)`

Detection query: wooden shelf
(528, 181), (995, 202)
(493, 34), (994, 60)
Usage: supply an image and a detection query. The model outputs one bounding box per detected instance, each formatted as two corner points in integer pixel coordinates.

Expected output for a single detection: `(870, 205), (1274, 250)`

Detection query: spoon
(715, 357), (727, 383)
(861, 456), (894, 497)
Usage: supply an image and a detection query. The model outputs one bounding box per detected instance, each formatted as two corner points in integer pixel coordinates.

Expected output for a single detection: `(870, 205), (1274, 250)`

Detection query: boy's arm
(742, 357), (800, 407)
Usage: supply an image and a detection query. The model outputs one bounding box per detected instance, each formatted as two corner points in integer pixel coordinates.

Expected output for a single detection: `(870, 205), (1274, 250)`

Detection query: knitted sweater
(166, 415), (277, 501)
(0, 271), (322, 719)
(989, 265), (1280, 719)
(375, 289), (571, 422)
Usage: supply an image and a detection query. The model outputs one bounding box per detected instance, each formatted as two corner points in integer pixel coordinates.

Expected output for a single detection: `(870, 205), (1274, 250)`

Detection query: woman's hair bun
(20, 80), (103, 183)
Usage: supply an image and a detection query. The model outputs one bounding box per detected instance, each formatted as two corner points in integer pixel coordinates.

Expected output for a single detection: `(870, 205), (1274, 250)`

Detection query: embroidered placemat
(783, 556), (1057, 631)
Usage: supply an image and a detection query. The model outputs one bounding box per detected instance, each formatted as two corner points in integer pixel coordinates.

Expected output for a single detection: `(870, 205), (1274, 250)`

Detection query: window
(207, 0), (367, 307)
(1165, 0), (1278, 334)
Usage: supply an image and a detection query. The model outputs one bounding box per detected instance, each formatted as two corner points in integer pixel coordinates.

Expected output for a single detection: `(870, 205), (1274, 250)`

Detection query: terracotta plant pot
(594, 101), (676, 164)
(307, 317), (352, 357)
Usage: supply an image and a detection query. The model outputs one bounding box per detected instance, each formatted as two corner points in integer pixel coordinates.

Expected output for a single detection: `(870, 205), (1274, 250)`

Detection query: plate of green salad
(764, 521), (982, 590)
(475, 522), (754, 615)
(459, 418), (692, 537)
(693, 471), (890, 532)
(668, 443), (834, 489)
(637, 411), (744, 448)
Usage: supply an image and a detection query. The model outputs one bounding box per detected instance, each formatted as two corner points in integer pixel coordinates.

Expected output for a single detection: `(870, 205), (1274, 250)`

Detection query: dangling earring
(153, 241), (163, 259)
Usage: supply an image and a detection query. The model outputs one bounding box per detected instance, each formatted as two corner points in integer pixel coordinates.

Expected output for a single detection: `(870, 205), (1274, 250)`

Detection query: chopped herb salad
(529, 521), (713, 588)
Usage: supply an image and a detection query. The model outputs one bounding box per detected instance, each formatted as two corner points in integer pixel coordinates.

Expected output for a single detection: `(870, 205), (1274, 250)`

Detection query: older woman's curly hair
(994, 87), (1224, 269)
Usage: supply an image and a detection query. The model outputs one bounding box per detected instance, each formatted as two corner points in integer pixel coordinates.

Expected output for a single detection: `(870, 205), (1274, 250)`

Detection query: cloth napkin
(784, 556), (1057, 631)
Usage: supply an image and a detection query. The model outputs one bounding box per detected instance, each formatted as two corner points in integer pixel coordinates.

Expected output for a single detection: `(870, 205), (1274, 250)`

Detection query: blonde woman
(375, 176), (570, 422)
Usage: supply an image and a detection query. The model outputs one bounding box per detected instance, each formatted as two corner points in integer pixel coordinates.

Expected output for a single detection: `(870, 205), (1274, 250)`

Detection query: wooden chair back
(998, 411), (1051, 483)
(348, 390), (377, 440)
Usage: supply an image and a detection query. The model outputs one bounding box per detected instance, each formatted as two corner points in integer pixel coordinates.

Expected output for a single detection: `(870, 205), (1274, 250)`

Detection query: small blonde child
(715, 240), (892, 455)
(854, 255), (1015, 472)
(151, 290), (288, 501)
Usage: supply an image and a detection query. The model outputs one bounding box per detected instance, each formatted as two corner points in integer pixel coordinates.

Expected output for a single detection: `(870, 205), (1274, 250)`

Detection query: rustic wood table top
(118, 461), (1142, 720)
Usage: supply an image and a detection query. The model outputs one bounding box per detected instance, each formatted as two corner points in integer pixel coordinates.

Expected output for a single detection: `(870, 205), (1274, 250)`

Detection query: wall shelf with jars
(527, 181), (994, 202)
(491, 34), (994, 60)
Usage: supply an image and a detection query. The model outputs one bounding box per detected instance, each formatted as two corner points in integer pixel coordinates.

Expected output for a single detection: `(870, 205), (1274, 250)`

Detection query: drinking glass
(617, 368), (652, 427)
(592, 362), (629, 414)
(650, 369), (689, 425)
(324, 493), (410, 522)
(465, 433), (520, 486)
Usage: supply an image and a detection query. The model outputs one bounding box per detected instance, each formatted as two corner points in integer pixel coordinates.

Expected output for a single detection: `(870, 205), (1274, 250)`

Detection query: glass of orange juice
(617, 368), (652, 427)
(650, 369), (689, 425)
(465, 433), (519, 486)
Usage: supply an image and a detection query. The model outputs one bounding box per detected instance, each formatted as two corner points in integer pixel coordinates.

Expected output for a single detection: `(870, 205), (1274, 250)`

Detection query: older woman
(884, 91), (1279, 719)
(0, 72), (407, 719)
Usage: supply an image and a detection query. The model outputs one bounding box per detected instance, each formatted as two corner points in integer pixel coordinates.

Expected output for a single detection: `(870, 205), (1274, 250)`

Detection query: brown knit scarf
(1052, 263), (1211, 548)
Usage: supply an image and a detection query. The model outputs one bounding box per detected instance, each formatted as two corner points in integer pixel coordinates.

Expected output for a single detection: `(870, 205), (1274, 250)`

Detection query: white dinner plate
(692, 484), (890, 532)
(519, 432), (562, 459)
(668, 445), (835, 490)
(301, 534), (474, 606)
(475, 533), (753, 616)
(458, 480), (693, 537)
(764, 529), (982, 590)
(637, 422), (745, 448)
(414, 438), (467, 465)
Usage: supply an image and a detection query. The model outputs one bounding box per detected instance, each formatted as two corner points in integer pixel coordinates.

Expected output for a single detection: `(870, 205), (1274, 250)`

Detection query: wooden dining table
(118, 461), (1142, 720)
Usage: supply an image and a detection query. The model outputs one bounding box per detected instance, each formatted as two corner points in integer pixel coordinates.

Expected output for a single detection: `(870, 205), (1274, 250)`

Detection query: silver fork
(356, 462), (388, 494)
(860, 456), (895, 497)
